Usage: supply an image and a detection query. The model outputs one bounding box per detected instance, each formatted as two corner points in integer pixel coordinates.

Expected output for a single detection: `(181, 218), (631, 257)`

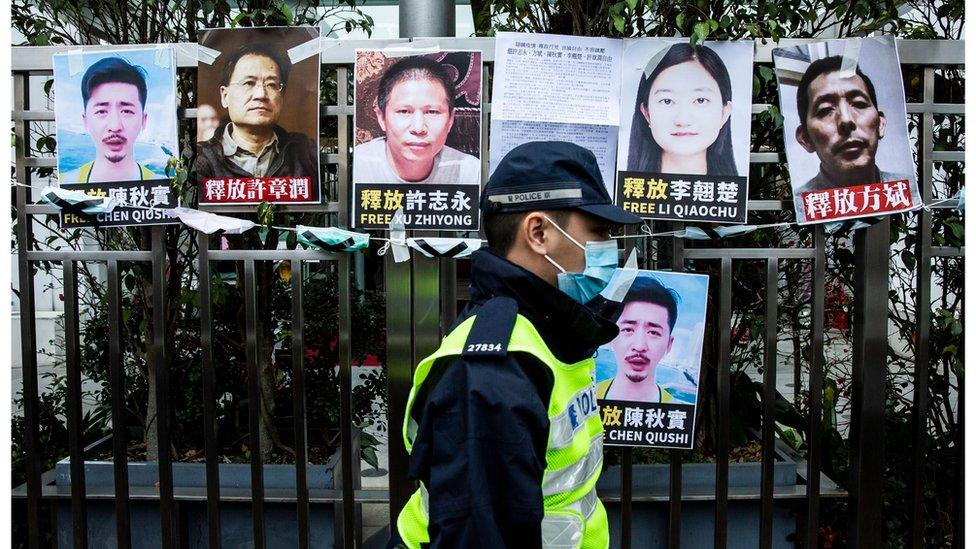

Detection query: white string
(15, 181), (961, 245)
(376, 235), (407, 256)
(920, 196), (962, 211)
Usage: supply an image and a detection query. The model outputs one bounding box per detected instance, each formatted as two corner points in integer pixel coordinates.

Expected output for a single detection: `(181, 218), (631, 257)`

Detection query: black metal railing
(11, 38), (964, 549)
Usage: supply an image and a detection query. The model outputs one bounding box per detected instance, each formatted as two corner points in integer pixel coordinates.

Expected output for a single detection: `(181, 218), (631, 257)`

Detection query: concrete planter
(54, 455), (338, 549)
(596, 444), (805, 548)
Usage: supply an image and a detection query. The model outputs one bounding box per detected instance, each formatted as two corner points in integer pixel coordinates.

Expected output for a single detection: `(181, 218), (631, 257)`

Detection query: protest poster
(195, 26), (321, 205)
(57, 180), (179, 228)
(353, 49), (482, 231)
(489, 32), (622, 191)
(773, 36), (919, 224)
(616, 40), (753, 224)
(591, 269), (709, 449)
(52, 47), (180, 227)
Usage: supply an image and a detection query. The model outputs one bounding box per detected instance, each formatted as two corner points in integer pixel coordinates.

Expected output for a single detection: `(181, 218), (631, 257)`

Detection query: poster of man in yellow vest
(593, 269), (708, 448)
(51, 48), (180, 228)
(53, 49), (177, 184)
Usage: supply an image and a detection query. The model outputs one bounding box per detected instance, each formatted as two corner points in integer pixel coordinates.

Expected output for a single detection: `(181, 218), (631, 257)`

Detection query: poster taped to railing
(773, 36), (920, 224)
(591, 269), (709, 449)
(616, 39), (753, 223)
(489, 32), (622, 191)
(195, 26), (322, 205)
(353, 49), (483, 231)
(52, 47), (180, 227)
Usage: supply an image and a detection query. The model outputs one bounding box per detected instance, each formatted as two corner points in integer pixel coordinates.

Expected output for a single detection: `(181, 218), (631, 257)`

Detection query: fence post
(849, 218), (890, 547)
(387, 0), (458, 529)
(13, 70), (43, 549)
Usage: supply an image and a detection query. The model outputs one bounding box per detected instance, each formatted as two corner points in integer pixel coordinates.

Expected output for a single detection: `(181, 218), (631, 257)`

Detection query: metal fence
(11, 38), (964, 548)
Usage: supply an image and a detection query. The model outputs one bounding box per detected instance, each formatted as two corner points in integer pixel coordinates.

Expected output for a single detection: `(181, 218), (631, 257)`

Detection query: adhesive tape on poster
(174, 43), (199, 65)
(196, 44), (223, 65)
(388, 207), (410, 263)
(67, 50), (85, 76)
(381, 40), (442, 58)
(624, 248), (639, 269)
(154, 44), (172, 69)
(635, 40), (674, 76)
(600, 267), (639, 303)
(288, 37), (335, 64)
(838, 39), (862, 78)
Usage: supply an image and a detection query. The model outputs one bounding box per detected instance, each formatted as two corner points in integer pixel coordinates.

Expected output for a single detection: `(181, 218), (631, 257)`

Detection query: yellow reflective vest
(397, 300), (609, 548)
(61, 161), (157, 183)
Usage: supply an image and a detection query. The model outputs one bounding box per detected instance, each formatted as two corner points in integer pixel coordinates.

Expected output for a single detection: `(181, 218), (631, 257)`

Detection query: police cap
(481, 141), (642, 224)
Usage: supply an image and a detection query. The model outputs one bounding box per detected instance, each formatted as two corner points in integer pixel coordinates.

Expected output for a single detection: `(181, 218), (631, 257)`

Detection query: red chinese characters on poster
(773, 37), (920, 224)
(201, 176), (312, 203)
(195, 27), (322, 205)
(800, 179), (913, 222)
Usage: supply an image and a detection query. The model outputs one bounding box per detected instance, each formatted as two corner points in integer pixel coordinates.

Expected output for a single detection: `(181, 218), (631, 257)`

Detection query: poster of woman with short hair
(52, 47), (180, 227)
(353, 49), (483, 231)
(195, 26), (321, 205)
(773, 36), (919, 224)
(616, 40), (753, 224)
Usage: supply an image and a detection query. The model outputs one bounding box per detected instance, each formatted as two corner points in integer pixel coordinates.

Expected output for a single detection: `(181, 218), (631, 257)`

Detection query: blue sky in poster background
(596, 270), (709, 402)
(53, 48), (178, 176)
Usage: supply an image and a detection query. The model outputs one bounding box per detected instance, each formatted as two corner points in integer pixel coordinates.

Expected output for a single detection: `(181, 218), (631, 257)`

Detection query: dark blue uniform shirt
(390, 249), (618, 548)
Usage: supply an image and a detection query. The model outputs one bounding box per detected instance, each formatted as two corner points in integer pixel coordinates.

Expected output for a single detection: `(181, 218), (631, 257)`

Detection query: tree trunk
(252, 256), (278, 461)
(145, 354), (159, 461)
(258, 323), (276, 460)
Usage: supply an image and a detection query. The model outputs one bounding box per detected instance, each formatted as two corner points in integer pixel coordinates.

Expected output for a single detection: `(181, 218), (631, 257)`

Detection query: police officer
(390, 141), (642, 548)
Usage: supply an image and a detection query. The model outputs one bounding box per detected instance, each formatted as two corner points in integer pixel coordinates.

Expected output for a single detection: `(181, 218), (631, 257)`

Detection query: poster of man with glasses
(195, 26), (321, 205)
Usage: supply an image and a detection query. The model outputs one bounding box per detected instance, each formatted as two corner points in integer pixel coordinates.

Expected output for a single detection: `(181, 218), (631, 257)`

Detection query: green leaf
(359, 431), (379, 446)
(361, 446), (378, 469)
(611, 13), (625, 34)
(900, 249), (916, 272)
(947, 219), (964, 239)
(675, 12), (685, 28)
(692, 22), (710, 45)
(279, 2), (294, 24)
(625, 0), (638, 10)
(256, 202), (275, 228)
(758, 65), (773, 82)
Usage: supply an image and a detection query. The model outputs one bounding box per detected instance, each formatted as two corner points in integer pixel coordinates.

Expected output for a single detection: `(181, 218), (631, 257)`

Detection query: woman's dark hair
(626, 43), (737, 176)
(376, 56), (456, 114)
(81, 57), (148, 108)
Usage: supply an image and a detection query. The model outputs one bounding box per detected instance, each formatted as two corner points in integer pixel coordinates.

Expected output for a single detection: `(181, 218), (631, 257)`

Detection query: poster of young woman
(52, 47), (180, 228)
(195, 26), (321, 205)
(616, 40), (753, 224)
(590, 269), (709, 449)
(353, 49), (483, 231)
(773, 36), (919, 224)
